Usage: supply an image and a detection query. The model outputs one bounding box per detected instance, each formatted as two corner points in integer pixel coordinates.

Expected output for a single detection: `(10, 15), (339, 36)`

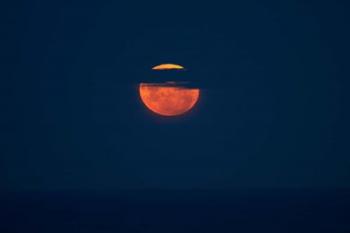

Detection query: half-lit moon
(139, 83), (200, 116)
(152, 64), (185, 71)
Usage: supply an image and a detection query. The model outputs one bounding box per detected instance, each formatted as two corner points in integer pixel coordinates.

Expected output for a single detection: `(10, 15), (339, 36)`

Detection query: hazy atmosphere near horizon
(1, 1), (350, 232)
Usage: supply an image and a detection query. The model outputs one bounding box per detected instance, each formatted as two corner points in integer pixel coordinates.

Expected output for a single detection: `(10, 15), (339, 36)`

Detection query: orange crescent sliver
(152, 64), (185, 70)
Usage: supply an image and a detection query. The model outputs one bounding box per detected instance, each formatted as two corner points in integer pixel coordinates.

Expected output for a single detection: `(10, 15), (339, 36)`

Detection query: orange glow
(139, 83), (200, 116)
(152, 64), (185, 70)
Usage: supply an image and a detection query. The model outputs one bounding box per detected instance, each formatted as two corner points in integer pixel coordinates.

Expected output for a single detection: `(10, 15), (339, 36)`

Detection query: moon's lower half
(139, 83), (200, 116)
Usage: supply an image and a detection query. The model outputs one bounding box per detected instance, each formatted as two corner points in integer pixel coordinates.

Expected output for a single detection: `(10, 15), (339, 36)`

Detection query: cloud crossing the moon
(139, 64), (200, 117)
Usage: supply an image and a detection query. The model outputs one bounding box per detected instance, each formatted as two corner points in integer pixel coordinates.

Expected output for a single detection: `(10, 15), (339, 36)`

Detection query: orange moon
(139, 64), (200, 117)
(152, 63), (185, 70)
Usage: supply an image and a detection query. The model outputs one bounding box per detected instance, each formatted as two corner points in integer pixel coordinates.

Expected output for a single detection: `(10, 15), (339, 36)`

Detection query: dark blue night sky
(1, 1), (350, 232)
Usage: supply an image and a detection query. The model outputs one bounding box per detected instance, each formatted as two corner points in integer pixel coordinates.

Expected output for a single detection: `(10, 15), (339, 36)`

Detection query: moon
(139, 64), (200, 117)
(152, 63), (185, 70)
